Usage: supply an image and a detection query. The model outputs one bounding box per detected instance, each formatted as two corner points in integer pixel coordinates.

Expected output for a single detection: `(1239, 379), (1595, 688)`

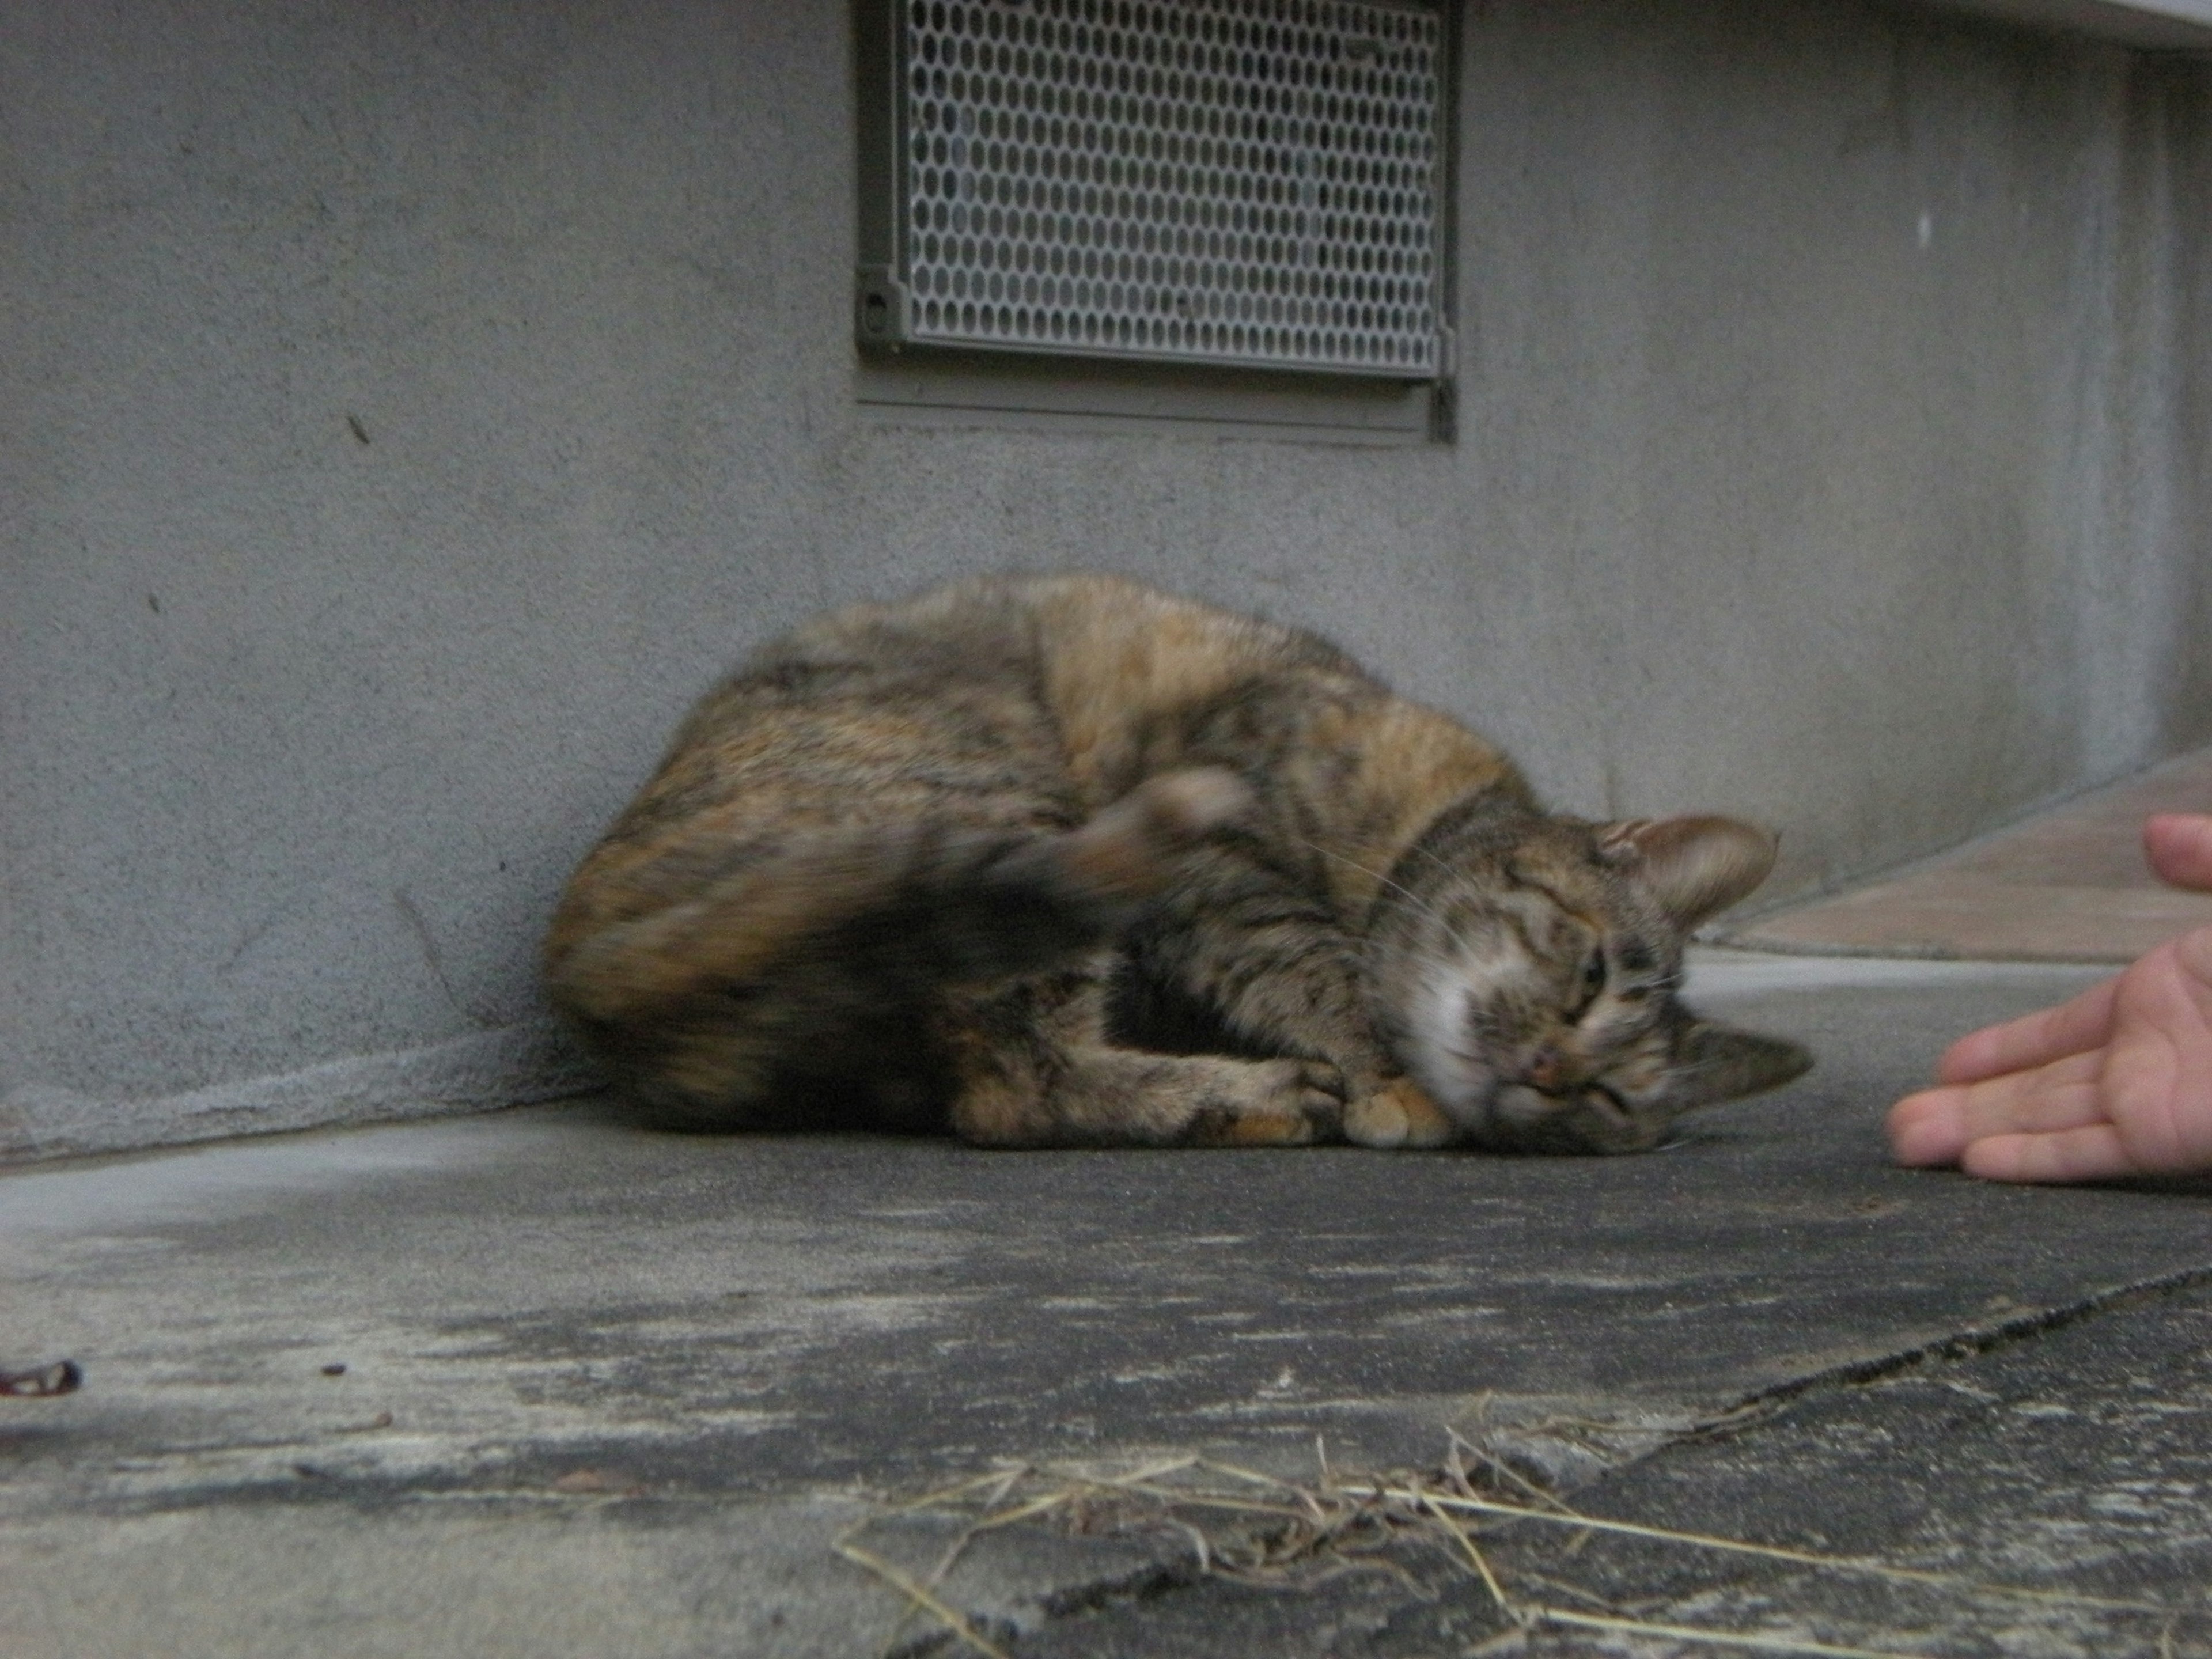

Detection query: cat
(546, 574), (1810, 1153)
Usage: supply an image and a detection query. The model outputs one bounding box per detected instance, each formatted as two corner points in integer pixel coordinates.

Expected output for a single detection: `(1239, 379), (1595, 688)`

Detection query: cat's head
(1363, 802), (1811, 1153)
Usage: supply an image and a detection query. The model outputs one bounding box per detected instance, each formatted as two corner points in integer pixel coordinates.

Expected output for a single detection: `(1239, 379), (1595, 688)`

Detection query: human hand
(1885, 813), (2212, 1182)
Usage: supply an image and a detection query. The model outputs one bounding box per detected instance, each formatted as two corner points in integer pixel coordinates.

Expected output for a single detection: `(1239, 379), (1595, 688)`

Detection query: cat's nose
(1525, 1044), (1565, 1090)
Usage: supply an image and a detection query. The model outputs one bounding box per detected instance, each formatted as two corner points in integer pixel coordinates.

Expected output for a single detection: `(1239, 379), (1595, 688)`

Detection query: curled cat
(546, 575), (1810, 1152)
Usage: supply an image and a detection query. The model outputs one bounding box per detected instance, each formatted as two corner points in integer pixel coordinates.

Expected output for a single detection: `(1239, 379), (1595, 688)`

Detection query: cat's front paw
(1344, 1078), (1456, 1150)
(1187, 1059), (1345, 1146)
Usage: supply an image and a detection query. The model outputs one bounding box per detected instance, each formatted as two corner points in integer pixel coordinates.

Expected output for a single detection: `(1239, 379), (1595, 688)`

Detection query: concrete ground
(1711, 746), (2212, 964)
(6, 764), (2212, 1657)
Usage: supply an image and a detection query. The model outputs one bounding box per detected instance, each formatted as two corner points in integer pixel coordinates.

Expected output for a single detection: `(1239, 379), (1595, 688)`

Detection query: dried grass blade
(964, 1487), (1085, 1535)
(1166, 1517), (1212, 1573)
(1446, 1426), (1580, 1514)
(1415, 1488), (1516, 1617)
(868, 1467), (1028, 1521)
(980, 1464), (1028, 1512)
(862, 1466), (1041, 1657)
(835, 1539), (1011, 1659)
(1044, 1454), (1200, 1489)
(1355, 1487), (2177, 1616)
(1076, 1481), (1311, 1520)
(878, 1488), (1080, 1658)
(1532, 1607), (1922, 1658)
(1192, 1456), (1313, 1491)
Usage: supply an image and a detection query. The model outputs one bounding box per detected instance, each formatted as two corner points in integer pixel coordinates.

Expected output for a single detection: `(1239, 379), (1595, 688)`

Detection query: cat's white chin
(1399, 969), (1499, 1131)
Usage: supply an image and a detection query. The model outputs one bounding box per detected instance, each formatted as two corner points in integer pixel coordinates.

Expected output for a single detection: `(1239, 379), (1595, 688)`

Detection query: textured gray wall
(3, 0), (2209, 1139)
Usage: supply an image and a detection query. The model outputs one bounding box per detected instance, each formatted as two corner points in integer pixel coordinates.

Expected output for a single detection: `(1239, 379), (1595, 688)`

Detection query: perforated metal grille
(873, 0), (1448, 378)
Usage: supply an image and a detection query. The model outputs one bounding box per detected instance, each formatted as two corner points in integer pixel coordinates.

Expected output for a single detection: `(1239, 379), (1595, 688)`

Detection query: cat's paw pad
(1345, 1079), (1456, 1150)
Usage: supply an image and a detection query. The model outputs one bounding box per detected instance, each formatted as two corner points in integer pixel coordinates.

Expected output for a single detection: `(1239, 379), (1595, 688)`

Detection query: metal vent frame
(855, 0), (1456, 384)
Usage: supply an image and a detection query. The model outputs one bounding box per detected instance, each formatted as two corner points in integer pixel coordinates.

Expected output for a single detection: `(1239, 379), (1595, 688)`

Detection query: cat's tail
(546, 767), (1249, 1040)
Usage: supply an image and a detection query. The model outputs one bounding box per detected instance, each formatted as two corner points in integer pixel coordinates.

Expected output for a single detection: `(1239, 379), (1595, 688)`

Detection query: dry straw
(836, 1428), (2199, 1658)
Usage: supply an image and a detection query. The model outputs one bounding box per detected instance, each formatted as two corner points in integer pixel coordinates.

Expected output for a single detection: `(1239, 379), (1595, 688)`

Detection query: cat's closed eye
(1570, 949), (1606, 1016)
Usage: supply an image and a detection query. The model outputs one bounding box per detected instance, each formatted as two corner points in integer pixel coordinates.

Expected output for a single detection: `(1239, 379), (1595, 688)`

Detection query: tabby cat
(547, 575), (1809, 1152)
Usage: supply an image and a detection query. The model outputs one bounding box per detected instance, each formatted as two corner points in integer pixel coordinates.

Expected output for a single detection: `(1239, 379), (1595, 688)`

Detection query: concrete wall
(3, 0), (2209, 1147)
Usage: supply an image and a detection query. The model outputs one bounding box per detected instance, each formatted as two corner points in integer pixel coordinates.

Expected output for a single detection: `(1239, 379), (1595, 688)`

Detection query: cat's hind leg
(942, 965), (1346, 1147)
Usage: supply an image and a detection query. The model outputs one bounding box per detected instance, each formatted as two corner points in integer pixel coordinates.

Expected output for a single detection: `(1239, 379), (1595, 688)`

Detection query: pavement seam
(1709, 1259), (2212, 1428)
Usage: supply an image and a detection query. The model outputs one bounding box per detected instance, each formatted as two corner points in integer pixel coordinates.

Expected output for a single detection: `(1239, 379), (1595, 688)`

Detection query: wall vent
(857, 0), (1452, 381)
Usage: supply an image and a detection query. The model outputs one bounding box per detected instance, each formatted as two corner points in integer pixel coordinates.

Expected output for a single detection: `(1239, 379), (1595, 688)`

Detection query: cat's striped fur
(547, 575), (1809, 1151)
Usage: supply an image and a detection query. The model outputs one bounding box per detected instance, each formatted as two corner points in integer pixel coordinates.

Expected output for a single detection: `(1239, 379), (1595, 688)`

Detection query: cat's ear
(1599, 816), (1778, 929)
(1675, 1022), (1812, 1107)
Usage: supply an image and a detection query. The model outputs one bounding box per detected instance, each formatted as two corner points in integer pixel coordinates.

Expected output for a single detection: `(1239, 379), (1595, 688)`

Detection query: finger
(1887, 1086), (1973, 1166)
(2145, 814), (2212, 893)
(1893, 1051), (2111, 1168)
(1934, 976), (2119, 1085)
(1887, 1067), (2092, 1165)
(1959, 1124), (2141, 1184)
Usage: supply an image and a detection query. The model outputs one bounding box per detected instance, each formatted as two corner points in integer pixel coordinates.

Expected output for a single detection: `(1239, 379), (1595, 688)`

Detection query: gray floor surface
(5, 953), (2210, 1657)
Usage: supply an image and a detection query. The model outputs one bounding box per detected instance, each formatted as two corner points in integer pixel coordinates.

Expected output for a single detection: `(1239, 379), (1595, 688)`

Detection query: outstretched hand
(1886, 813), (2212, 1183)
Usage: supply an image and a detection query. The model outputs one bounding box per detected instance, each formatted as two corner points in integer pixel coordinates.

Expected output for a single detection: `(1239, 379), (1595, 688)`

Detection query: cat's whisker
(1399, 836), (1472, 891)
(1301, 840), (1482, 960)
(1301, 840), (1445, 922)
